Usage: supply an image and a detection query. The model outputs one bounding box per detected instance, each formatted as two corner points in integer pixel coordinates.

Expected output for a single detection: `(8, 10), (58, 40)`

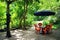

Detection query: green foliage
(0, 0), (60, 30)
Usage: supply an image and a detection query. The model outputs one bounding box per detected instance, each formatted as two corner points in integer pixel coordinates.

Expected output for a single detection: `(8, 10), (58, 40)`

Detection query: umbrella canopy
(34, 10), (55, 16)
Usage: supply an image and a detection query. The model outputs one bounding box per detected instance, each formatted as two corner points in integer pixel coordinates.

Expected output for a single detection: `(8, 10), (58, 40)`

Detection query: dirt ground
(0, 27), (60, 40)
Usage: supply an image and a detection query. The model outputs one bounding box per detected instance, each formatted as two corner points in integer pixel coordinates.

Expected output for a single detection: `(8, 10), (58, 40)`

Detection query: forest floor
(0, 26), (60, 40)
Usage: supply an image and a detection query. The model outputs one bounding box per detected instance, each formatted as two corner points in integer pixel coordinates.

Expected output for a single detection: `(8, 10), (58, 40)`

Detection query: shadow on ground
(0, 28), (60, 40)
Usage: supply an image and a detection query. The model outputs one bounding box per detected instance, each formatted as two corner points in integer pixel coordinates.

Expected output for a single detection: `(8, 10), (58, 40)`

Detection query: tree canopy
(0, 0), (60, 30)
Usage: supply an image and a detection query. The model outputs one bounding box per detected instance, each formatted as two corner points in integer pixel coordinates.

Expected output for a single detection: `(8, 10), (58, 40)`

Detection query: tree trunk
(6, 3), (11, 38)
(19, 0), (28, 30)
(19, 17), (23, 29)
(23, 0), (28, 30)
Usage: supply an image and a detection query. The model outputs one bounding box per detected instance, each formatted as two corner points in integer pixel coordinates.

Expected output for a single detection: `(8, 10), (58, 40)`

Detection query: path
(0, 26), (60, 40)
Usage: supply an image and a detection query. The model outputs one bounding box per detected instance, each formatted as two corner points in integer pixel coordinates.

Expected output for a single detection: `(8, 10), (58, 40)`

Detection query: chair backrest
(34, 24), (38, 27)
(45, 24), (52, 31)
(38, 23), (42, 27)
(49, 24), (52, 28)
(34, 24), (41, 31)
(45, 25), (50, 28)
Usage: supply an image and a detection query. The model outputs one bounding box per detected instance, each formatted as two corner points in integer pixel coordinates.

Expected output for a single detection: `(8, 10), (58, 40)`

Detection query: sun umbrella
(34, 10), (55, 16)
(34, 10), (55, 34)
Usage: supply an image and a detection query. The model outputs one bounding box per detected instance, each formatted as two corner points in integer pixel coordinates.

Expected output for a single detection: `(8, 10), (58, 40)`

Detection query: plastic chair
(42, 27), (47, 34)
(45, 24), (52, 33)
(34, 24), (41, 33)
